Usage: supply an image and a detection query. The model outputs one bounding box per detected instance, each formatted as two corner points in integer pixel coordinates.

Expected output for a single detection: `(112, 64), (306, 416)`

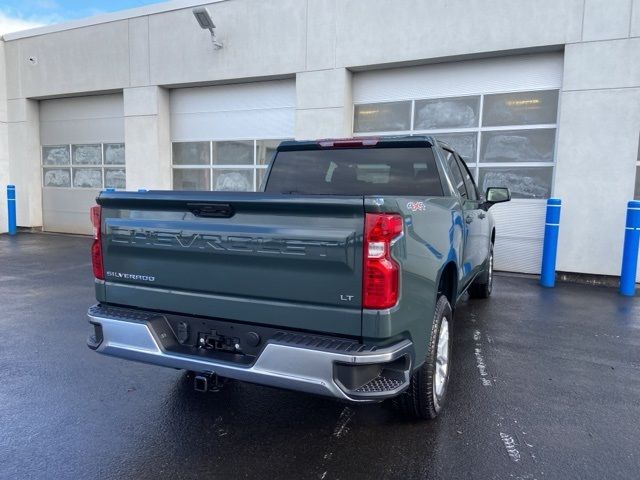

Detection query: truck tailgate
(97, 192), (364, 336)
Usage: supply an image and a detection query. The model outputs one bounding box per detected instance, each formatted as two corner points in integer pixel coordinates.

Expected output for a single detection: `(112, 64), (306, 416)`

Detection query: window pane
(43, 168), (71, 187)
(173, 168), (210, 190)
(480, 129), (555, 163)
(414, 96), (479, 129)
(266, 148), (442, 196)
(213, 141), (254, 165)
(257, 140), (282, 165)
(479, 166), (552, 199)
(42, 145), (70, 165)
(441, 149), (466, 197)
(212, 169), (254, 191)
(457, 155), (477, 200)
(104, 143), (125, 165)
(73, 168), (103, 188)
(172, 142), (210, 165)
(354, 101), (411, 133)
(105, 168), (126, 189)
(72, 144), (102, 165)
(482, 90), (559, 126)
(635, 166), (640, 201)
(435, 133), (477, 163)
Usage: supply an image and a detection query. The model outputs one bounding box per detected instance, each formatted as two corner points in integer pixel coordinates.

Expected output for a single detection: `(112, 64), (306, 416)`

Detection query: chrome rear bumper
(87, 305), (413, 402)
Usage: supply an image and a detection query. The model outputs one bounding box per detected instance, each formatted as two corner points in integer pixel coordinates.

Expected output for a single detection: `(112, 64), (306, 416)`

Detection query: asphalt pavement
(1, 233), (639, 480)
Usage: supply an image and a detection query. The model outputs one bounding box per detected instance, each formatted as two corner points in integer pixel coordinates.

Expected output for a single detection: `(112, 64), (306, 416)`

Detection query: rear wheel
(468, 244), (493, 299)
(394, 295), (453, 420)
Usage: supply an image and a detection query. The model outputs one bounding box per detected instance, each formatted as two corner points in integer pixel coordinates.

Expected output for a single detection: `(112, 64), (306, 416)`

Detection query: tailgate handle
(187, 203), (235, 218)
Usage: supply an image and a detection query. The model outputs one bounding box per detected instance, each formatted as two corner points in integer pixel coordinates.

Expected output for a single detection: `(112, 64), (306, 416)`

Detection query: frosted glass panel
(105, 167), (126, 189)
(483, 90), (558, 126)
(213, 141), (254, 165)
(73, 168), (102, 188)
(435, 133), (477, 163)
(212, 169), (254, 191)
(479, 166), (552, 199)
(72, 144), (102, 165)
(172, 142), (210, 165)
(104, 143), (125, 165)
(414, 96), (479, 129)
(354, 102), (411, 132)
(42, 146), (70, 165)
(43, 168), (71, 187)
(173, 169), (210, 190)
(480, 129), (555, 163)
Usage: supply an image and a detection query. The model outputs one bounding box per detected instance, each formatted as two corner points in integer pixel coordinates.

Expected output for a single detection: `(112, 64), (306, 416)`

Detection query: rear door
(441, 147), (475, 285)
(454, 152), (489, 277)
(99, 192), (364, 336)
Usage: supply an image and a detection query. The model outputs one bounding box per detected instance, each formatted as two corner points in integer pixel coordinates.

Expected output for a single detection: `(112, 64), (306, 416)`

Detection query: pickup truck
(87, 136), (510, 420)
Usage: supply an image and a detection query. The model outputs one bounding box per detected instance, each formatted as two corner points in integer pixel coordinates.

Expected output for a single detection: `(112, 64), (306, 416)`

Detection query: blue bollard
(540, 198), (562, 287)
(7, 185), (17, 236)
(620, 200), (640, 296)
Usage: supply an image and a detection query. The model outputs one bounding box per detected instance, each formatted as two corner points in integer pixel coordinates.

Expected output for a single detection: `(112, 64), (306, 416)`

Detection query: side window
(455, 153), (478, 201)
(443, 148), (467, 198)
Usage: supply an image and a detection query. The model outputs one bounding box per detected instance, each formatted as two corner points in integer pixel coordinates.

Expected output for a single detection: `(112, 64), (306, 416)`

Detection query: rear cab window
(265, 147), (444, 196)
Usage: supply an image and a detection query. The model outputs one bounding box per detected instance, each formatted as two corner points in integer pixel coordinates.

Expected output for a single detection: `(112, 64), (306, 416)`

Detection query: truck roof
(277, 135), (436, 151)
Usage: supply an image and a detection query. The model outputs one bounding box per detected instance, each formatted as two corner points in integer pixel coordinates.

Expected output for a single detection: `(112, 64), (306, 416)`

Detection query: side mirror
(482, 187), (511, 209)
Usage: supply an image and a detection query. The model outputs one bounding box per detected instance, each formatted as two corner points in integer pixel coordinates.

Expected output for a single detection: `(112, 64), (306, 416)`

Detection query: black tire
(394, 295), (453, 420)
(468, 244), (494, 299)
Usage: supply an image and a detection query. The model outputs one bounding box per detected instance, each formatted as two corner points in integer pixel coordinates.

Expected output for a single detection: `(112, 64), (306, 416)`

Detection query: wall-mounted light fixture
(192, 7), (223, 49)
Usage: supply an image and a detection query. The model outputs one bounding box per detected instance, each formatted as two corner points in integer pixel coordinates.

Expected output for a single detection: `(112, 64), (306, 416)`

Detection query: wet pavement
(1, 232), (640, 480)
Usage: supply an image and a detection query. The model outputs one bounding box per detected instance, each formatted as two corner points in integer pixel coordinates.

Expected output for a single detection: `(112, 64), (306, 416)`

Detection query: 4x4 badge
(407, 201), (426, 212)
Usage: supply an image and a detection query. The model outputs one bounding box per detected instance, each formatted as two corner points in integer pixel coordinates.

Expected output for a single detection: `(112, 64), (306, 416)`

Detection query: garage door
(352, 53), (563, 274)
(40, 94), (125, 235)
(170, 79), (295, 191)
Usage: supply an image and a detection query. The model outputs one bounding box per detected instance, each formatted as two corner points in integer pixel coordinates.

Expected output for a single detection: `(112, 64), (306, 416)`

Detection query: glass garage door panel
(354, 102), (411, 133)
(482, 90), (558, 127)
(479, 167), (553, 200)
(480, 129), (556, 163)
(414, 96), (480, 130)
(434, 133), (477, 164)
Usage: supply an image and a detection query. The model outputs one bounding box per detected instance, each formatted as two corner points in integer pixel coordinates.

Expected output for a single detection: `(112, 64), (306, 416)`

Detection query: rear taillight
(90, 205), (104, 280)
(363, 213), (403, 309)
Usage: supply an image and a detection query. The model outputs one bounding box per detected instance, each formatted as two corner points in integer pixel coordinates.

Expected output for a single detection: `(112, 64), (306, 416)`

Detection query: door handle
(465, 215), (473, 224)
(478, 212), (486, 219)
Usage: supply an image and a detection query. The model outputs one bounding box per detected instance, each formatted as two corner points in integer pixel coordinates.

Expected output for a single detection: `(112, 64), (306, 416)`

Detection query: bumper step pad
(355, 374), (405, 393)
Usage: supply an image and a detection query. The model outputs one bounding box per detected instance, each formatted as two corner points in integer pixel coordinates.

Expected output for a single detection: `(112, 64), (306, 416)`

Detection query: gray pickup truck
(87, 136), (510, 419)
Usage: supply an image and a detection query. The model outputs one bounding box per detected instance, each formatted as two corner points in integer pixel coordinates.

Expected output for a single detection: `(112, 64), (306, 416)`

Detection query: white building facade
(0, 0), (639, 281)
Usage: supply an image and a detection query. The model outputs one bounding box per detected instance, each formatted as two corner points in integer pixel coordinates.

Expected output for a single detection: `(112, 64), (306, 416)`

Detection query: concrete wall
(554, 1), (640, 280)
(1, 0), (639, 281)
(555, 33), (640, 279)
(7, 98), (40, 227)
(0, 40), (8, 233)
(124, 86), (171, 190)
(2, 0), (587, 99)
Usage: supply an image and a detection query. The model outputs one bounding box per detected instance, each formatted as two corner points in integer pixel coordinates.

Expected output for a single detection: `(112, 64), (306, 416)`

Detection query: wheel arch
(436, 261), (458, 307)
